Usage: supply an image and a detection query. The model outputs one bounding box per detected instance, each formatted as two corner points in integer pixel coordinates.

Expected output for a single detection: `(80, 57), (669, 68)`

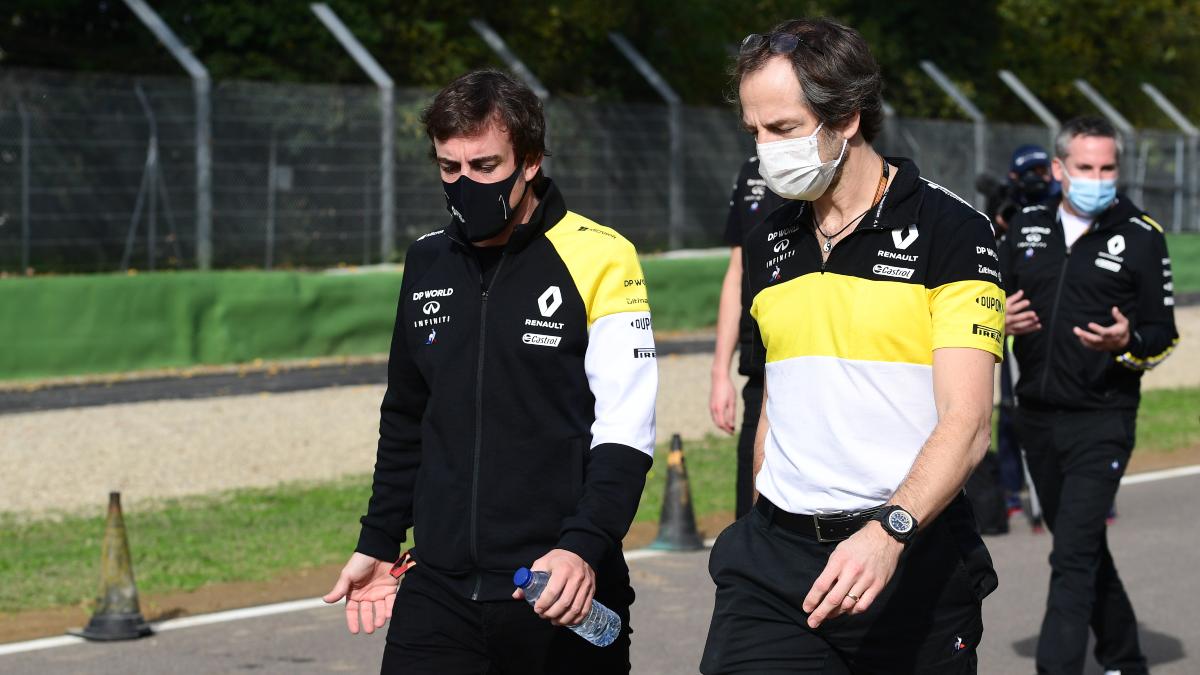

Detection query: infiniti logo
(773, 239), (790, 253)
(422, 301), (441, 315)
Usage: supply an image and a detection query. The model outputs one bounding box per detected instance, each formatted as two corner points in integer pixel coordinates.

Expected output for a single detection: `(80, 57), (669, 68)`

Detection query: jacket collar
(868, 157), (924, 230)
(787, 156), (925, 232)
(1044, 193), (1141, 232)
(444, 176), (566, 254)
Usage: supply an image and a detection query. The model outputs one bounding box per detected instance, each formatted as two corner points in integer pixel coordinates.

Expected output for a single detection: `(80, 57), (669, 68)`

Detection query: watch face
(888, 509), (915, 534)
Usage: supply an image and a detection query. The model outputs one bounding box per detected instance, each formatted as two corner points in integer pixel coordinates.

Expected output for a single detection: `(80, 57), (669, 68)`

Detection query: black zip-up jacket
(1001, 195), (1178, 410)
(355, 179), (658, 600)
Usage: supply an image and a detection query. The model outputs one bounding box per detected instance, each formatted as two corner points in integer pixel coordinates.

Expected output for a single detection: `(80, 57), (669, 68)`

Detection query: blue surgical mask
(1065, 173), (1116, 217)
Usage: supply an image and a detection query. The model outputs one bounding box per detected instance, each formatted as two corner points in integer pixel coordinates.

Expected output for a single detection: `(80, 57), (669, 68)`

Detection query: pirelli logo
(972, 323), (1002, 343)
(633, 347), (657, 359)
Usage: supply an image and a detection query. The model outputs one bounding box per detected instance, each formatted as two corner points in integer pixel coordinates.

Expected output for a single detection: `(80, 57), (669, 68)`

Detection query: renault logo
(538, 286), (563, 317)
(892, 224), (919, 250)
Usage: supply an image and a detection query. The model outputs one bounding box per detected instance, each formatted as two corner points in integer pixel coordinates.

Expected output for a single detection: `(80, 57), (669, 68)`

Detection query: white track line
(4, 464), (1198, 658)
(1120, 463), (1200, 485)
(0, 636), (84, 657)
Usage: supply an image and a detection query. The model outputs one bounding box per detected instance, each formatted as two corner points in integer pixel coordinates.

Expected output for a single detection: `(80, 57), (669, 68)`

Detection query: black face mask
(442, 163), (527, 243)
(1015, 170), (1050, 206)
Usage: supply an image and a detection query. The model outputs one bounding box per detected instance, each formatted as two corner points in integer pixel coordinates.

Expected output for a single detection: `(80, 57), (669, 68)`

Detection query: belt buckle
(812, 514), (837, 543)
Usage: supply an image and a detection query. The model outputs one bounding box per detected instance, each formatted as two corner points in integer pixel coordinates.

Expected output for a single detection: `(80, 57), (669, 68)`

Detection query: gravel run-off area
(3, 306), (1197, 517)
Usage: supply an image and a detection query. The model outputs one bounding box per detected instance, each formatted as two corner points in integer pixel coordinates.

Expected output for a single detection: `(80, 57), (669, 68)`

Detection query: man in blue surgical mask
(1001, 116), (1178, 675)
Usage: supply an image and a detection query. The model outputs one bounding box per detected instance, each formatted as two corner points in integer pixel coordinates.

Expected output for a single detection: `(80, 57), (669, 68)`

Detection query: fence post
(1140, 83), (1199, 233)
(311, 3), (396, 263)
(122, 0), (212, 270)
(16, 98), (30, 273)
(265, 130), (277, 270)
(468, 19), (551, 174)
(1073, 79), (1142, 205)
(998, 70), (1060, 151)
(609, 32), (683, 249)
(919, 61), (987, 210)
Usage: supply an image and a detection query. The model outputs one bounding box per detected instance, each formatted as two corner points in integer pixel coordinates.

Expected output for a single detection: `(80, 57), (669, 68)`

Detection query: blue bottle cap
(513, 567), (532, 587)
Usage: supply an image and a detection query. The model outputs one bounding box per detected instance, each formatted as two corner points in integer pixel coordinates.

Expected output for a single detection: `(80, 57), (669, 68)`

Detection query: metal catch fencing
(0, 68), (1195, 274)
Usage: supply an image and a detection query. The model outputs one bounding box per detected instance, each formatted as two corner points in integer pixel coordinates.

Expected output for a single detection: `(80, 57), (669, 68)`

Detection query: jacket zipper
(470, 253), (505, 600)
(1038, 228), (1079, 400)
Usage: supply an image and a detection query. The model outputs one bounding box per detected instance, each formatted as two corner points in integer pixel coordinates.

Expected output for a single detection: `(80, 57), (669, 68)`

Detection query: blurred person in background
(710, 155), (786, 518)
(1001, 116), (1178, 675)
(990, 144), (1058, 521)
(979, 143), (1059, 235)
(701, 18), (1000, 673)
(323, 69), (658, 674)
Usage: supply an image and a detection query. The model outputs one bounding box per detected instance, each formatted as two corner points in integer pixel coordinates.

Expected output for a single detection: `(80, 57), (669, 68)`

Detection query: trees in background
(2, 0), (1198, 125)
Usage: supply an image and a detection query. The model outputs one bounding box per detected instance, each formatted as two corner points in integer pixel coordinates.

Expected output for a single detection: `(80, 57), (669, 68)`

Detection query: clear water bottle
(513, 567), (622, 647)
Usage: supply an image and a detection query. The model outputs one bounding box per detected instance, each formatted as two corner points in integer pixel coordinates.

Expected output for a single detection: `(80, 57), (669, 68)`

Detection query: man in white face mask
(700, 18), (1004, 674)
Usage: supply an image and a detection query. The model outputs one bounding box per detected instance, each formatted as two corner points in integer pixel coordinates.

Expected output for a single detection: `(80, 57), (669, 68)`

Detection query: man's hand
(511, 549), (595, 627)
(1073, 306), (1131, 352)
(1005, 289), (1041, 336)
(323, 552), (400, 635)
(709, 372), (738, 434)
(802, 523), (903, 629)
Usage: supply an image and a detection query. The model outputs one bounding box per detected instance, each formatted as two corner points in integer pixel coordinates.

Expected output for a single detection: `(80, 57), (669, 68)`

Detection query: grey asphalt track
(0, 337), (716, 416)
(4, 471), (1196, 674)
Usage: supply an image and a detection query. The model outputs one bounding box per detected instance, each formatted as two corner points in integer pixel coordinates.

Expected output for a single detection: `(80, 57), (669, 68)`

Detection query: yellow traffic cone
(71, 492), (152, 641)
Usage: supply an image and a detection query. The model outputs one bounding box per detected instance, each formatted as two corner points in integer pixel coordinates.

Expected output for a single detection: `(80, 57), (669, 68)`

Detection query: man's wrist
(870, 505), (918, 547)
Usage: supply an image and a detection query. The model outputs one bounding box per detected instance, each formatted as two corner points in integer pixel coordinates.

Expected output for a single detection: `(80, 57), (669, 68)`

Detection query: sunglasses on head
(739, 32), (823, 57)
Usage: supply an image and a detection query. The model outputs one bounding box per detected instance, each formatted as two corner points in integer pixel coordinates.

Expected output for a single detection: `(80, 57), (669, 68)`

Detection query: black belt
(755, 496), (883, 543)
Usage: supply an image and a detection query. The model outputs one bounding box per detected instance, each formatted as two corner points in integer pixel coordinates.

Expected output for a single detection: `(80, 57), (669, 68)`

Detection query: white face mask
(756, 123), (847, 201)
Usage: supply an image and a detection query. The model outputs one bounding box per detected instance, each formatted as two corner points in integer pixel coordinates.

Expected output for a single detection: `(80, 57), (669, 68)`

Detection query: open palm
(323, 552), (400, 634)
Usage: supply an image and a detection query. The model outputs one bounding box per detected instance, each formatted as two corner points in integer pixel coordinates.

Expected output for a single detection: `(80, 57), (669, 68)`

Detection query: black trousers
(381, 565), (632, 674)
(1015, 406), (1147, 675)
(701, 496), (996, 674)
(736, 375), (764, 518)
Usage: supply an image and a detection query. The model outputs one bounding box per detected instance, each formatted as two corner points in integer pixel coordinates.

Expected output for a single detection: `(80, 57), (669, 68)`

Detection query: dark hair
(421, 69), (548, 166)
(1055, 115), (1122, 162)
(734, 18), (884, 142)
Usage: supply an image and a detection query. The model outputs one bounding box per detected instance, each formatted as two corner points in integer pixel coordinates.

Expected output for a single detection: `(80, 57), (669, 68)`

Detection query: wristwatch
(872, 505), (918, 545)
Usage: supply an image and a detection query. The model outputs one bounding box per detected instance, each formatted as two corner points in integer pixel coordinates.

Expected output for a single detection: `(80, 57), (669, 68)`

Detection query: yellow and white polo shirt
(745, 158), (1004, 514)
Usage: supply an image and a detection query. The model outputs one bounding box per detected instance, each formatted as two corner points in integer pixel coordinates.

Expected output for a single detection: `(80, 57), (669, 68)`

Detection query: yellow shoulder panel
(1141, 214), (1164, 233)
(545, 212), (650, 325)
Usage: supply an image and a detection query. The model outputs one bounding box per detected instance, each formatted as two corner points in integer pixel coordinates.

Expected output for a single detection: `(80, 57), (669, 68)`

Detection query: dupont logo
(972, 323), (1002, 343)
(975, 296), (1003, 313)
(630, 317), (652, 330)
(872, 264), (915, 280)
(522, 333), (562, 348)
(633, 347), (657, 359)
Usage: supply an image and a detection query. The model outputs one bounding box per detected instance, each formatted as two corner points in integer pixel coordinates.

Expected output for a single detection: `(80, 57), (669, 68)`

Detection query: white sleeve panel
(585, 311), (658, 458)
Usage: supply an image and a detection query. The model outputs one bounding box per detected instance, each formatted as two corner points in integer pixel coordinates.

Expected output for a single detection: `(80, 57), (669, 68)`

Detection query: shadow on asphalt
(1011, 624), (1186, 670)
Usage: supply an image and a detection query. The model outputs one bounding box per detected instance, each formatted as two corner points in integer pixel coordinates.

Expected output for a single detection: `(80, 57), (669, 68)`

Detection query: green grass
(0, 476), (373, 614)
(3, 387), (1196, 615)
(1166, 234), (1200, 294)
(0, 255), (731, 382)
(1135, 387), (1200, 453)
(642, 255), (727, 333)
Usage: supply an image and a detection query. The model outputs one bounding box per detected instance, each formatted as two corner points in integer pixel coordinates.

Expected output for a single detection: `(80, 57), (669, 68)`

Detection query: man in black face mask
(323, 70), (658, 674)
